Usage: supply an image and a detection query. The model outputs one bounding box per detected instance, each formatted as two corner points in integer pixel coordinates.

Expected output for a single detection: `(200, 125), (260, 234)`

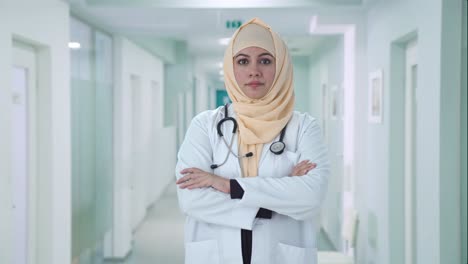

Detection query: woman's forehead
(233, 46), (275, 58)
(232, 23), (275, 56)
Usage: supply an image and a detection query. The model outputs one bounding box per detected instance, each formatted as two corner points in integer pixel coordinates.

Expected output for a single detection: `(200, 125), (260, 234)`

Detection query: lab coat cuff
(235, 179), (261, 208)
(230, 179), (244, 199)
(231, 204), (259, 230)
(256, 208), (273, 219)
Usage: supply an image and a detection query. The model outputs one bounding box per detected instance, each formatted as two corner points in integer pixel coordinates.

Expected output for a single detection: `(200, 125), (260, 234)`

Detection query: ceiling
(68, 0), (370, 78)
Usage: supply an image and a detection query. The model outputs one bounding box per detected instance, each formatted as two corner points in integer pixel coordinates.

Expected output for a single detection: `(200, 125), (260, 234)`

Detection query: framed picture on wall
(368, 69), (383, 123)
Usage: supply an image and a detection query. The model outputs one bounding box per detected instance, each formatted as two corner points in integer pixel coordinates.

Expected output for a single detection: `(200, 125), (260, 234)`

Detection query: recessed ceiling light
(68, 42), (81, 49)
(218, 38), (231, 46)
(309, 16), (318, 33)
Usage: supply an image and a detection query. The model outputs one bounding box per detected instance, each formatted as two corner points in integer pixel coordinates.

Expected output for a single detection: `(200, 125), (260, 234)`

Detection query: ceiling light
(309, 16), (318, 33)
(218, 38), (231, 46)
(68, 42), (81, 49)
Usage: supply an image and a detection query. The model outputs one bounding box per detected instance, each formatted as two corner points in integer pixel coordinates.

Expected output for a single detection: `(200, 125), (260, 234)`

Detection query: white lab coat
(175, 105), (330, 264)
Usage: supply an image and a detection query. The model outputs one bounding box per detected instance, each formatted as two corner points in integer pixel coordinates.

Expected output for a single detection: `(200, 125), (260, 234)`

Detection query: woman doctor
(175, 18), (330, 264)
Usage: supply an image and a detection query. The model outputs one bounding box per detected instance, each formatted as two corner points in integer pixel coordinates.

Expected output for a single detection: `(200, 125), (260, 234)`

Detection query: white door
(11, 42), (37, 264)
(147, 80), (160, 205)
(321, 83), (328, 142)
(151, 80), (161, 129)
(130, 75), (144, 231)
(185, 90), (193, 130)
(404, 39), (418, 264)
(177, 93), (185, 148)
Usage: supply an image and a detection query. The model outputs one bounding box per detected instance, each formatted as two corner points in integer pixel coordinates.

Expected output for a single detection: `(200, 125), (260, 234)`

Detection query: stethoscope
(211, 104), (287, 169)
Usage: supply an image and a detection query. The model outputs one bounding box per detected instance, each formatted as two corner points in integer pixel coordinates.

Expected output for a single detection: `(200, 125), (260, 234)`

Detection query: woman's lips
(247, 81), (263, 88)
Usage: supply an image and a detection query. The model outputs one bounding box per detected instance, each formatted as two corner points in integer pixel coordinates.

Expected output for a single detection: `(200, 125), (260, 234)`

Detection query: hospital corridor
(0, 0), (466, 264)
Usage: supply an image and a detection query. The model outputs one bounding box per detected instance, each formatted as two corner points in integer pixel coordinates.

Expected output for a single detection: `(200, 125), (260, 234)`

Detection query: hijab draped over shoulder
(223, 18), (295, 177)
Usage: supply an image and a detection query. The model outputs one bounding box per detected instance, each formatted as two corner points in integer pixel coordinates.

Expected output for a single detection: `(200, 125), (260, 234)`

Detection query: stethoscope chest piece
(270, 141), (285, 155)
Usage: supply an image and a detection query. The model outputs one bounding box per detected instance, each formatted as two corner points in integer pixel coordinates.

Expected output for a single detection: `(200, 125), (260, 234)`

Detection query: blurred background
(0, 0), (466, 264)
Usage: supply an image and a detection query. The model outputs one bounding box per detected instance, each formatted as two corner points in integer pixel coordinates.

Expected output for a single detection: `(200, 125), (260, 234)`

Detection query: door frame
(388, 32), (418, 264)
(404, 39), (418, 264)
(11, 40), (38, 264)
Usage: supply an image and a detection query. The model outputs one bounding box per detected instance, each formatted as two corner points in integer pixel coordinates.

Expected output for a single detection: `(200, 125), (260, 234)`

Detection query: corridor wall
(192, 58), (211, 115)
(308, 37), (345, 250)
(164, 42), (194, 128)
(109, 36), (175, 258)
(292, 56), (311, 113)
(0, 1), (71, 264)
(365, 0), (463, 263)
(460, 1), (467, 262)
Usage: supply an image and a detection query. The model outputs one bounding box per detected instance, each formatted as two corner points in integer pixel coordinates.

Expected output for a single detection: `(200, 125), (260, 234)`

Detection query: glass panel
(70, 16), (114, 263)
(94, 30), (114, 248)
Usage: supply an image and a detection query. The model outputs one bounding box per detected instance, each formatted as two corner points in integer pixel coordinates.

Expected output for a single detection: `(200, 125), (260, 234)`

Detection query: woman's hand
(177, 168), (230, 194)
(289, 160), (317, 176)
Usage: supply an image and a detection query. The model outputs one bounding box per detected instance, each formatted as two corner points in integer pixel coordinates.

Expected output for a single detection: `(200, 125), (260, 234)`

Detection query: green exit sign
(226, 20), (243, 29)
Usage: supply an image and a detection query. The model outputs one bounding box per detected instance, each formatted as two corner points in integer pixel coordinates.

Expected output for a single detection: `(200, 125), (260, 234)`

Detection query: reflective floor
(104, 182), (185, 264)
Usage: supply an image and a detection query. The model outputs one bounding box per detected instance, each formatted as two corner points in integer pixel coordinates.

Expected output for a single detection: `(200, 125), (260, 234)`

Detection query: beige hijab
(223, 18), (295, 177)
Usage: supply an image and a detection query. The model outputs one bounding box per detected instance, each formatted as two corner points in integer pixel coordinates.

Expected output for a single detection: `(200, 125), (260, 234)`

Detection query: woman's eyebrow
(234, 53), (249, 59)
(258, 52), (274, 57)
(234, 52), (274, 59)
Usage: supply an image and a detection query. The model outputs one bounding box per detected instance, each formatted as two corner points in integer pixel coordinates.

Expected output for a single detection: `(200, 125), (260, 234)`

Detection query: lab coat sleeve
(175, 112), (260, 230)
(235, 116), (330, 221)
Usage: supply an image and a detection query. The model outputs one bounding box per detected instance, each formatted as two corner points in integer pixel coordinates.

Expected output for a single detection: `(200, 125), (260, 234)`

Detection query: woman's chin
(244, 89), (267, 100)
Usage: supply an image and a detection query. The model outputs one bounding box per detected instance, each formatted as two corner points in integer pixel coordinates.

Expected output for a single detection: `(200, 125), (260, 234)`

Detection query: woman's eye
(260, 58), (272, 64)
(237, 58), (248, 65)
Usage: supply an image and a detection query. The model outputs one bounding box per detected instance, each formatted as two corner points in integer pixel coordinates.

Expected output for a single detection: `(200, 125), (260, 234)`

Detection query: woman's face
(233, 46), (276, 100)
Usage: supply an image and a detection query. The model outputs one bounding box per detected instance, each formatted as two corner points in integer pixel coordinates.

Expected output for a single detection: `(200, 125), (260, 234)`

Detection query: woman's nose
(248, 63), (261, 77)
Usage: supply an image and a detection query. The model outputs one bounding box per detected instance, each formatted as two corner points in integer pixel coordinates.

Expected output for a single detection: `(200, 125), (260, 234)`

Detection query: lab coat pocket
(185, 239), (220, 264)
(276, 242), (317, 264)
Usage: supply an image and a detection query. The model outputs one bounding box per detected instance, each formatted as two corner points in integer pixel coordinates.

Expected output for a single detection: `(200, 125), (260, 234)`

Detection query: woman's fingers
(178, 174), (204, 189)
(179, 179), (201, 189)
(187, 180), (209, 190)
(289, 160), (317, 176)
(177, 169), (214, 189)
(307, 163), (317, 170)
(176, 173), (196, 184)
(180, 167), (202, 174)
(177, 168), (203, 184)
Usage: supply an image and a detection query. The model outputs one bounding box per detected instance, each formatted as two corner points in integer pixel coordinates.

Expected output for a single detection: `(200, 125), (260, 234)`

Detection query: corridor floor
(105, 181), (185, 264)
(102, 181), (334, 264)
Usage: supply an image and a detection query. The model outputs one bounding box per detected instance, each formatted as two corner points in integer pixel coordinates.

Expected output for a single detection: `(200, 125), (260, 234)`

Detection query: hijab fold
(223, 18), (295, 177)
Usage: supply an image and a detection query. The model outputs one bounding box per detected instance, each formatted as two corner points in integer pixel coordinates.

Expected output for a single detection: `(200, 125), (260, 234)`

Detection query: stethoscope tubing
(211, 104), (287, 170)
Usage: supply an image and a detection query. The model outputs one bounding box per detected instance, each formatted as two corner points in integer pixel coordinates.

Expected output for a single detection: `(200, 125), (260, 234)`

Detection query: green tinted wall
(461, 2), (467, 262)
(216, 90), (230, 107)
